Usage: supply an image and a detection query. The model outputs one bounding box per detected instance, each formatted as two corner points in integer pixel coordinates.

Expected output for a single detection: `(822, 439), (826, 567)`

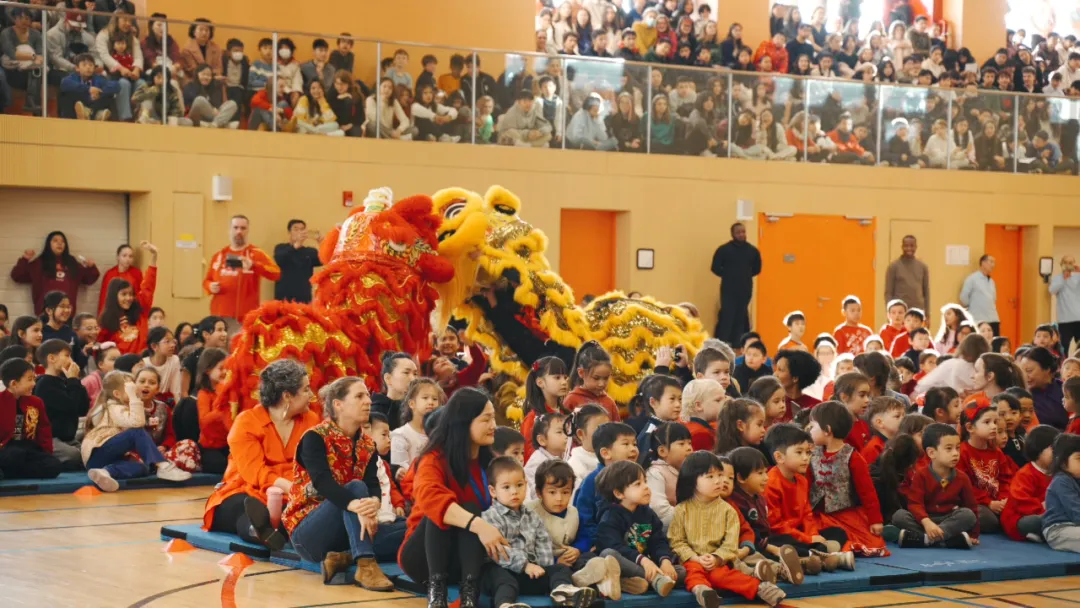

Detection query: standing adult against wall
(884, 235), (929, 313)
(960, 254), (999, 335)
(11, 231), (100, 315)
(1051, 255), (1080, 357)
(203, 215), (281, 330)
(710, 223), (762, 344)
(273, 219), (322, 304)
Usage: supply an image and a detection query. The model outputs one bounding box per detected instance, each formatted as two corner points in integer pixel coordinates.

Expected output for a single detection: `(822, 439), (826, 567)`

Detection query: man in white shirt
(959, 255), (999, 335)
(1055, 52), (1080, 93)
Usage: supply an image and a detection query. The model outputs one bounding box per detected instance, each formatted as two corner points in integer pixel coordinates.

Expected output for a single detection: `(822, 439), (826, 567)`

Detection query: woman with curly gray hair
(202, 359), (320, 549)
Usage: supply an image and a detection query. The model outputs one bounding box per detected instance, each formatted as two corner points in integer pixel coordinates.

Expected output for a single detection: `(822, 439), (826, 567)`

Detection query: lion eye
(493, 204), (515, 216)
(444, 201), (466, 219)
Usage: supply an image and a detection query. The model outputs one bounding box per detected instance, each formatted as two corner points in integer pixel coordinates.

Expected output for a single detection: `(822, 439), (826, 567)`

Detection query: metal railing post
(271, 32), (279, 133)
(560, 65), (567, 150)
(470, 52), (478, 145)
(645, 69), (652, 154)
(375, 41), (382, 139)
(875, 83), (884, 165)
(161, 19), (168, 123)
(39, 10), (47, 117)
(1013, 96), (1020, 173)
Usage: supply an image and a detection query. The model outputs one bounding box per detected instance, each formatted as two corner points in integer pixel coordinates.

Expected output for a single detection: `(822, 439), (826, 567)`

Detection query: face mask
(232, 51), (244, 62)
(278, 48), (291, 60)
(645, 17), (656, 27)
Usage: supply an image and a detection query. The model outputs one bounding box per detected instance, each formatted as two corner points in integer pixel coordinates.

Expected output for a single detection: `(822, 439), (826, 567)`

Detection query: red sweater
(0, 391), (53, 453)
(196, 388), (232, 450)
(958, 441), (1015, 504)
(1001, 463), (1052, 541)
(564, 386), (620, 422)
(765, 467), (820, 543)
(1067, 416), (1080, 435)
(98, 266), (143, 315)
(202, 245), (281, 319)
(98, 266), (158, 355)
(902, 463), (981, 537)
(833, 324), (872, 355)
(521, 402), (568, 462)
(10, 256), (100, 315)
(845, 419), (871, 451)
(687, 418), (715, 452)
(401, 450), (486, 566)
(808, 447), (883, 525)
(889, 333), (911, 358)
(860, 433), (887, 465)
(879, 325), (904, 354)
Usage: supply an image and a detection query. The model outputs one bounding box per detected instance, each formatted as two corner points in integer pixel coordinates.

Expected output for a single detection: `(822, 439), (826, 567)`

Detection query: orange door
(984, 225), (1023, 343)
(757, 214), (877, 354)
(560, 210), (616, 303)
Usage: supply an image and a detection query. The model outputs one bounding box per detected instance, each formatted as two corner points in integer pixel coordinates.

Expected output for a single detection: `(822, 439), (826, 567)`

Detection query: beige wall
(0, 114), (1074, 340)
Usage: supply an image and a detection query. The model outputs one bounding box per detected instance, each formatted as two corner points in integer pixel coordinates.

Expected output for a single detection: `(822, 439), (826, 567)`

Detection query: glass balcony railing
(1, 1), (1076, 176)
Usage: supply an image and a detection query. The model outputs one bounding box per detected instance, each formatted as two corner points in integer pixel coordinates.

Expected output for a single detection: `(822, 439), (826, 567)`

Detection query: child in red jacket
(957, 400), (1015, 535)
(894, 423), (979, 548)
(0, 359), (62, 479)
(1002, 425), (1060, 542)
(681, 379), (725, 451)
(861, 397), (905, 465)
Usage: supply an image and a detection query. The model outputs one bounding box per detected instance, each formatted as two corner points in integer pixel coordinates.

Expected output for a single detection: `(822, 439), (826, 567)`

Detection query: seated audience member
(384, 48), (413, 90)
(183, 63), (239, 128)
(83, 344), (120, 407)
(412, 83), (460, 143)
(416, 54), (437, 94)
(97, 242), (158, 355)
(329, 34), (355, 75)
(534, 75), (565, 147)
(94, 13), (144, 121)
(0, 358), (62, 480)
(828, 112), (875, 164)
(181, 316), (227, 397)
(327, 70), (365, 138)
(192, 347), (229, 474)
(71, 313), (101, 372)
(275, 38), (304, 106)
(1002, 425), (1060, 542)
(59, 53), (118, 120)
(248, 78), (292, 131)
(40, 291), (75, 346)
(882, 118), (927, 167)
(132, 66), (189, 125)
(471, 94), (495, 144)
(99, 245), (143, 316)
(47, 12), (100, 85)
(1, 8), (44, 114)
(247, 38), (273, 100)
(179, 18), (222, 81)
(142, 13), (182, 79)
(459, 54), (498, 106)
(203, 360), (319, 547)
(82, 370), (191, 492)
(292, 80), (344, 136)
(567, 94), (617, 151)
(281, 377), (397, 590)
(222, 38), (249, 110)
(1039, 433), (1080, 553)
(133, 367), (200, 472)
(33, 339), (89, 468)
(141, 326), (182, 399)
(300, 38), (334, 93)
(608, 91), (644, 152)
(498, 89), (553, 148)
(438, 53), (465, 96)
(364, 77), (411, 139)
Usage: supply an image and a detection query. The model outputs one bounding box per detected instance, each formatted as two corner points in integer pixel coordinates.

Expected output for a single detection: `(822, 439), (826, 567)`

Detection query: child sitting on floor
(765, 423), (851, 571)
(493, 427), (526, 465)
(32, 339), (90, 468)
(957, 399), (1014, 534)
(525, 413), (569, 501)
(922, 386), (961, 425)
(141, 326), (182, 401)
(389, 378), (444, 472)
(526, 459), (622, 599)
(1002, 425), (1060, 543)
(993, 393), (1027, 466)
(1042, 433), (1080, 554)
(631, 374), (683, 449)
(680, 379), (725, 451)
(366, 412), (408, 562)
(82, 344), (120, 411)
(894, 423), (979, 548)
(807, 401), (888, 557)
(642, 422), (693, 531)
(564, 341), (619, 422)
(134, 367), (200, 472)
(595, 460), (686, 598)
(521, 356), (570, 461)
(748, 377), (788, 430)
(81, 370), (191, 492)
(833, 373), (872, 450)
(0, 358), (62, 480)
(573, 422), (639, 554)
(861, 397), (905, 464)
(566, 405), (609, 498)
(669, 451), (786, 608)
(481, 456), (596, 608)
(1064, 377), (1080, 435)
(712, 399), (768, 458)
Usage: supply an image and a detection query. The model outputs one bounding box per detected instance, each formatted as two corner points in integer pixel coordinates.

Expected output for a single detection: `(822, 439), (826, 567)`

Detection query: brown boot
(320, 551), (351, 585)
(354, 557), (395, 591)
(621, 577), (649, 595)
(753, 559), (779, 584)
(812, 550), (841, 573)
(801, 555), (823, 576)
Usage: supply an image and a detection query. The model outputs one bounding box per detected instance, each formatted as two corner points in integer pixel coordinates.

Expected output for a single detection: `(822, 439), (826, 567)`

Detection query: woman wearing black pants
(399, 387), (510, 608)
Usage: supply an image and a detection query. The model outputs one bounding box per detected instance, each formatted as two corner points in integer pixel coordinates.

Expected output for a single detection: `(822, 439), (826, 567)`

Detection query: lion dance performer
(213, 188), (454, 416)
(430, 185), (706, 412)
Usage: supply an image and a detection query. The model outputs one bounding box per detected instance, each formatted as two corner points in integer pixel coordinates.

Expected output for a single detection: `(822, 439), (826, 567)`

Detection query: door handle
(818, 296), (831, 301)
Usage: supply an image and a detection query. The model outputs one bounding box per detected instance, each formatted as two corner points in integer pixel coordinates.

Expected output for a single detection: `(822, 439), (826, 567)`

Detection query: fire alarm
(343, 191), (354, 207)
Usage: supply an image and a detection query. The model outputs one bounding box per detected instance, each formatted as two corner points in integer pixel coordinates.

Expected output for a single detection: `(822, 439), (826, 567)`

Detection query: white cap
(840, 295), (861, 313)
(363, 187), (394, 213)
(886, 299), (907, 311)
(783, 310), (805, 327)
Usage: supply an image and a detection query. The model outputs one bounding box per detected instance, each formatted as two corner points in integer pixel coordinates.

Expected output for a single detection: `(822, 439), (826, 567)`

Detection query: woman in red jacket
(11, 231), (100, 315)
(98, 242), (158, 355)
(400, 387), (509, 608)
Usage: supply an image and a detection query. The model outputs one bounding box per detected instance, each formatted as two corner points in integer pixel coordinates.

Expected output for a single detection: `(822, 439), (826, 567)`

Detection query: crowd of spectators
(1, 0), (1078, 172)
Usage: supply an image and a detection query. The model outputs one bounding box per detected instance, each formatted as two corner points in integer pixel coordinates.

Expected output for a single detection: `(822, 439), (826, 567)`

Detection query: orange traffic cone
(163, 539), (196, 553)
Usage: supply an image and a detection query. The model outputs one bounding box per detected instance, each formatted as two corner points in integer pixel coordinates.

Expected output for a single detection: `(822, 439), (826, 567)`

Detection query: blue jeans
(114, 78), (145, 121)
(291, 480), (404, 563)
(86, 428), (165, 479)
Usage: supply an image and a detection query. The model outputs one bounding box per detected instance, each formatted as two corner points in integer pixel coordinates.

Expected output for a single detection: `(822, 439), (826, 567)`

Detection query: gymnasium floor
(2, 486), (1080, 608)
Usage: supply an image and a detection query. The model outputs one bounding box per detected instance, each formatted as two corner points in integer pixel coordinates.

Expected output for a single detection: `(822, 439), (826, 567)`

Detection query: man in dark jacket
(58, 53), (120, 119)
(711, 223), (762, 344)
(273, 219), (322, 303)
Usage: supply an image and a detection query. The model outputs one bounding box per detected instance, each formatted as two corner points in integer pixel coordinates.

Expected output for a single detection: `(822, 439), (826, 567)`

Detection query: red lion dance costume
(213, 188), (454, 416)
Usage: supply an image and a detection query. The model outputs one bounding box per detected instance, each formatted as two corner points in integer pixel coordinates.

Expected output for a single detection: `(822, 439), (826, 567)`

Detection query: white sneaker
(156, 462), (192, 482)
(438, 134), (452, 142)
(450, 135), (462, 143)
(200, 121), (217, 128)
(88, 468), (119, 492)
(227, 121), (240, 129)
(595, 555), (622, 600)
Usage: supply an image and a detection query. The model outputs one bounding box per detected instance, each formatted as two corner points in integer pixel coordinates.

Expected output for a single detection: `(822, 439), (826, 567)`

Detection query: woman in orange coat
(202, 359), (319, 548)
(97, 242), (158, 355)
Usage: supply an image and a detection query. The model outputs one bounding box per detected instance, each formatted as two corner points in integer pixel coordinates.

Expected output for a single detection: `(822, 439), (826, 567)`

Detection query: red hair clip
(532, 361), (541, 372)
(963, 395), (991, 422)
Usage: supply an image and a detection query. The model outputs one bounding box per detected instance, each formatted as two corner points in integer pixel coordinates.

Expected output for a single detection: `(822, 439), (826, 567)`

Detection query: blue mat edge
(0, 472), (222, 496)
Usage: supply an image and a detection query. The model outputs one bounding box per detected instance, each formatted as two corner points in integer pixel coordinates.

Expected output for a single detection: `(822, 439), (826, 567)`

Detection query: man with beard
(203, 215), (280, 328)
(711, 223), (762, 344)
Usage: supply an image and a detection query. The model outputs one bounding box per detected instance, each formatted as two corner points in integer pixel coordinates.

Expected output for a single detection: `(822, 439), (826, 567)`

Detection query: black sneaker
(243, 496), (286, 551)
(943, 532), (973, 549)
(898, 530), (927, 548)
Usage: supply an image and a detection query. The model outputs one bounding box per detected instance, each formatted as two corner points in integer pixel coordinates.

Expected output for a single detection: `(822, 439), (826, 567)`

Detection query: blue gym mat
(0, 471), (222, 496)
(866, 534), (1080, 583)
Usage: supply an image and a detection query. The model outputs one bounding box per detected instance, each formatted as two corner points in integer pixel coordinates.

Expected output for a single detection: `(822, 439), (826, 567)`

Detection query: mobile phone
(225, 255), (243, 269)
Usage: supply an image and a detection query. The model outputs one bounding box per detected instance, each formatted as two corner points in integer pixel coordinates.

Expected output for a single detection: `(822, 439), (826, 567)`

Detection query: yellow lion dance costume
(431, 185), (705, 407)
